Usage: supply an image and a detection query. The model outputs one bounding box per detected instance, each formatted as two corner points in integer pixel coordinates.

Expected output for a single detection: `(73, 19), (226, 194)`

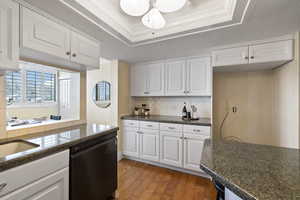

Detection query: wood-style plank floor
(117, 159), (217, 200)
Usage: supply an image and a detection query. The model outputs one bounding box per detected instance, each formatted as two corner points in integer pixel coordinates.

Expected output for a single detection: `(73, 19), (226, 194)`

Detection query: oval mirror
(92, 81), (111, 108)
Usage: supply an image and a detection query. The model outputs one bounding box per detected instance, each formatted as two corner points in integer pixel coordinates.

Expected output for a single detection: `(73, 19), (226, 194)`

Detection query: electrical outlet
(232, 106), (237, 113)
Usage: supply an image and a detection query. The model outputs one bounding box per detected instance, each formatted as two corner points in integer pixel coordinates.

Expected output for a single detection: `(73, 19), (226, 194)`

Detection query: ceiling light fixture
(155, 0), (187, 13)
(120, 0), (186, 30)
(142, 8), (166, 30)
(120, 0), (150, 17)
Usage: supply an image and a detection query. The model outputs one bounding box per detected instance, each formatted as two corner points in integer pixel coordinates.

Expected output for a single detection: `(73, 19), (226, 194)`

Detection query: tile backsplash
(132, 97), (212, 118)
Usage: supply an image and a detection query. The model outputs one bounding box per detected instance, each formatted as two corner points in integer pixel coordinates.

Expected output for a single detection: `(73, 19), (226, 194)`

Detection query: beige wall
(213, 33), (300, 149)
(86, 60), (131, 152)
(213, 71), (275, 145)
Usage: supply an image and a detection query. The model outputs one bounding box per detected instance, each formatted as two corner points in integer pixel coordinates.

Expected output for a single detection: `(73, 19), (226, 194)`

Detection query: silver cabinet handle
(147, 125), (153, 127)
(0, 183), (7, 192)
(193, 129), (201, 132)
(168, 127), (175, 130)
(137, 131), (143, 134)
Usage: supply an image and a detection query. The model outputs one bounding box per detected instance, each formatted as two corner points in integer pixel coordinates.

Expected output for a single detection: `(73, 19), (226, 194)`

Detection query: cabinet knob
(244, 56), (249, 60)
(66, 52), (71, 55)
(72, 53), (77, 57)
(250, 56), (254, 59)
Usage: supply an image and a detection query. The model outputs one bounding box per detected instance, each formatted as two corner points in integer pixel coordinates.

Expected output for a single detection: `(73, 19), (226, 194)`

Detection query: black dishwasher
(70, 132), (117, 200)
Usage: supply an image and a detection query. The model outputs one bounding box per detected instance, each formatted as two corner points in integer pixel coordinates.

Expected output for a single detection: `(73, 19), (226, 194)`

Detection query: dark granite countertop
(121, 115), (211, 126)
(200, 139), (300, 200)
(0, 123), (118, 173)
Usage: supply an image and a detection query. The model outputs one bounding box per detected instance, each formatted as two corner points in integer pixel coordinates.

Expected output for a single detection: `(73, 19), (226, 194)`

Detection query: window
(5, 71), (22, 104)
(5, 61), (57, 105)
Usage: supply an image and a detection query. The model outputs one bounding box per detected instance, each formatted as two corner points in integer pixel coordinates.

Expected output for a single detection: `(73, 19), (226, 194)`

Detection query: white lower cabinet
(122, 120), (211, 174)
(183, 134), (208, 172)
(123, 127), (139, 158)
(0, 150), (69, 200)
(160, 131), (183, 167)
(1, 167), (69, 200)
(139, 129), (159, 161)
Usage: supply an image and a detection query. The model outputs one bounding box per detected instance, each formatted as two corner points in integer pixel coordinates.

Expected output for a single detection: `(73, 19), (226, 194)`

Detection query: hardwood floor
(117, 159), (217, 200)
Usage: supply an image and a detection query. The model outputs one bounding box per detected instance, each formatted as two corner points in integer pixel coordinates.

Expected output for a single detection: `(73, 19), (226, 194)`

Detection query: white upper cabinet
(165, 59), (186, 96)
(187, 57), (211, 96)
(21, 7), (100, 69)
(131, 64), (147, 96)
(70, 31), (100, 68)
(0, 0), (19, 71)
(131, 57), (212, 97)
(147, 63), (165, 96)
(212, 39), (294, 70)
(212, 46), (249, 67)
(21, 7), (71, 61)
(131, 62), (164, 96)
(249, 40), (293, 64)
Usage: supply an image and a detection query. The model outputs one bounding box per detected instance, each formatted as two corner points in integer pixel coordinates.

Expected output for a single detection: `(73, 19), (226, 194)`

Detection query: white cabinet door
(212, 46), (249, 67)
(0, 0), (19, 70)
(139, 129), (159, 161)
(187, 57), (212, 96)
(183, 134), (207, 172)
(160, 132), (183, 167)
(130, 65), (147, 96)
(147, 62), (165, 96)
(2, 167), (69, 200)
(249, 40), (293, 64)
(123, 128), (139, 158)
(165, 60), (186, 96)
(21, 7), (71, 60)
(70, 31), (100, 68)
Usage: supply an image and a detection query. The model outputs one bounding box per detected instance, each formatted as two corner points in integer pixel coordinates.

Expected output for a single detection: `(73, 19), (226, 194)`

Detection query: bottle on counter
(182, 102), (187, 120)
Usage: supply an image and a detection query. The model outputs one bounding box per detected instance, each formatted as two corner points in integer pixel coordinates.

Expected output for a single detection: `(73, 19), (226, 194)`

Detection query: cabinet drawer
(140, 121), (159, 130)
(0, 150), (69, 197)
(160, 123), (183, 132)
(183, 125), (210, 136)
(123, 120), (139, 128)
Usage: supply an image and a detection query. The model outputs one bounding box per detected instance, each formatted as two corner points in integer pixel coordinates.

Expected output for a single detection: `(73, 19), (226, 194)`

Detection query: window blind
(5, 71), (22, 104)
(26, 70), (56, 103)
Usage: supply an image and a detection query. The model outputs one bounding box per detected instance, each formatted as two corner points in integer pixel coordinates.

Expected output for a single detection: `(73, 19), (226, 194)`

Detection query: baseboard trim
(122, 155), (211, 179)
(117, 152), (123, 161)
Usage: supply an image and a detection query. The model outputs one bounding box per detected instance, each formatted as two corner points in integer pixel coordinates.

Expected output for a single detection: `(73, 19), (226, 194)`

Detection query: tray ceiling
(60, 0), (250, 46)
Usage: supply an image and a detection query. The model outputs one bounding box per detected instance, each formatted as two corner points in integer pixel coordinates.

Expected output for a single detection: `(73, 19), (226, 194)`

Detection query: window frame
(6, 62), (58, 108)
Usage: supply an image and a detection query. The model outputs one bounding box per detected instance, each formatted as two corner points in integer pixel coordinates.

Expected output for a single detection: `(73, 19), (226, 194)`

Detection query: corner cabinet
(212, 39), (294, 70)
(21, 7), (100, 69)
(130, 57), (212, 97)
(0, 0), (19, 71)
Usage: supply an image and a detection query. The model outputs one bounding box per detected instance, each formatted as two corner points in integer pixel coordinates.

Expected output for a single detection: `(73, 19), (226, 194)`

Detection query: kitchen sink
(0, 140), (40, 158)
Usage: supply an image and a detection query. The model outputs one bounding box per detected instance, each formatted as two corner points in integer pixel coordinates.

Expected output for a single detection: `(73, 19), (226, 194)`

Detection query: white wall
(87, 63), (115, 125)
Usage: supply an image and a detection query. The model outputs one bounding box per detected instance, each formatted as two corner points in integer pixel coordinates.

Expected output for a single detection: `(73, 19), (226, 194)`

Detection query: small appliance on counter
(133, 104), (150, 116)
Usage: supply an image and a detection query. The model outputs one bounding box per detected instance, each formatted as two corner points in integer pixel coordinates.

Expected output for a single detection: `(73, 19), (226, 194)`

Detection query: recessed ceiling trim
(60, 0), (251, 47)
